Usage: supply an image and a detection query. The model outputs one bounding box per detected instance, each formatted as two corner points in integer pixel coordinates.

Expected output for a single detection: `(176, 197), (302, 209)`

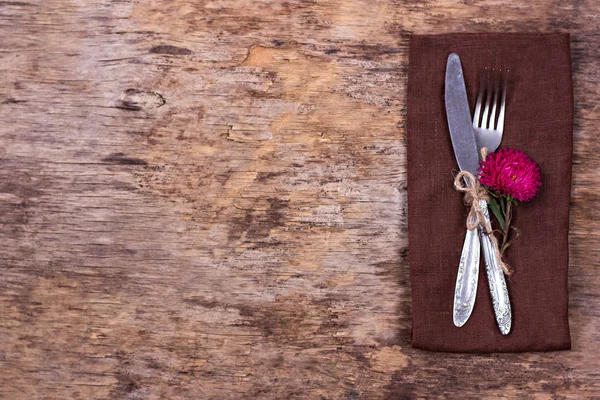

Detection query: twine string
(453, 155), (512, 276)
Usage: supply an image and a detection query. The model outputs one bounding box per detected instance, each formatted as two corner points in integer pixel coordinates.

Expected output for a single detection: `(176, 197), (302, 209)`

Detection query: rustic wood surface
(1, 1), (599, 399)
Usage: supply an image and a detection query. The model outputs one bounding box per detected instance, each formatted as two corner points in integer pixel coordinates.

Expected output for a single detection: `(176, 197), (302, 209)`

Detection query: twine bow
(454, 163), (512, 276)
(454, 171), (490, 231)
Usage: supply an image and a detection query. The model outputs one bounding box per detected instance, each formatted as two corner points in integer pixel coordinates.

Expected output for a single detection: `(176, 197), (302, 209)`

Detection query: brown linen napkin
(407, 33), (572, 353)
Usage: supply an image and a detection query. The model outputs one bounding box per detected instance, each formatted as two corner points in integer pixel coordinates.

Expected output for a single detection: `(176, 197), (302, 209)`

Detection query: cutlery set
(445, 53), (511, 334)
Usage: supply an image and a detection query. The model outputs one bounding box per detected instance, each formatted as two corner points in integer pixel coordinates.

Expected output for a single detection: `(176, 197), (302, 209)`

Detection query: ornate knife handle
(478, 200), (512, 335)
(453, 212), (480, 327)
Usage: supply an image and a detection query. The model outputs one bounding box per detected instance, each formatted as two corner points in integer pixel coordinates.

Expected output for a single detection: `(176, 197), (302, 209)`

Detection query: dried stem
(498, 196), (514, 254)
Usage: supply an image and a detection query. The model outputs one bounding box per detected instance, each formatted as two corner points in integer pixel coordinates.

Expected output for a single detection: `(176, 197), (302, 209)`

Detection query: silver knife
(445, 53), (482, 328)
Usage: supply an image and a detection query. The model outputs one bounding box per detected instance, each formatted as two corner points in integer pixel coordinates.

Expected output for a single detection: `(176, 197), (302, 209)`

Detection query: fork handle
(478, 200), (512, 335)
(453, 212), (480, 327)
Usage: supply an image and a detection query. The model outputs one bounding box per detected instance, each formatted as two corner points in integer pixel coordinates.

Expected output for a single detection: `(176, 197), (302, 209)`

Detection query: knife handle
(453, 212), (480, 327)
(478, 200), (512, 335)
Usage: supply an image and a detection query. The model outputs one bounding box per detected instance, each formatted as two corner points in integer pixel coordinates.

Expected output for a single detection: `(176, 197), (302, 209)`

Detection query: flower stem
(485, 191), (518, 256)
(500, 197), (514, 254)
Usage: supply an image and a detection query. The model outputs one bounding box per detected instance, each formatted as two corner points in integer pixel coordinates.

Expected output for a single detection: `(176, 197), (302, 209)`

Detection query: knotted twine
(453, 148), (512, 275)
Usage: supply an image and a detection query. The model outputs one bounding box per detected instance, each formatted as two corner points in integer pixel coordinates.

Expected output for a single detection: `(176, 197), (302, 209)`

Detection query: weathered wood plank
(0, 1), (598, 399)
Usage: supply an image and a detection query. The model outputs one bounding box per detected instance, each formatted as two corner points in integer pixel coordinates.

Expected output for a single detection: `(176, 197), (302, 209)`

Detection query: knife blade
(445, 53), (480, 175)
(445, 53), (480, 327)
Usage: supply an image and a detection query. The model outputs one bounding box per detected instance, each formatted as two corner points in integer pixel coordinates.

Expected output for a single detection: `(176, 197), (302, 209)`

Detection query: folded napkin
(407, 33), (573, 352)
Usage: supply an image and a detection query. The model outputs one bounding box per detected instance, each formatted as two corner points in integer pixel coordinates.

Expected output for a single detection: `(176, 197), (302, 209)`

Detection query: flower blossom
(478, 148), (541, 202)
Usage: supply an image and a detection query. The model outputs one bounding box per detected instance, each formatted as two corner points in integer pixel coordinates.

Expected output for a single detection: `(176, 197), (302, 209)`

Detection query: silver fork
(473, 68), (511, 335)
(473, 69), (507, 152)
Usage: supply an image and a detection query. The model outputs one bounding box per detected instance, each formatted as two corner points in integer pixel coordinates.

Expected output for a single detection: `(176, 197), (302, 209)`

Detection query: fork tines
(473, 68), (509, 134)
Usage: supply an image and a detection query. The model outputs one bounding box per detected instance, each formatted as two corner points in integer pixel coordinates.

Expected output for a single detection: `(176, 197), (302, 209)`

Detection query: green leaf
(487, 189), (500, 198)
(488, 196), (505, 229)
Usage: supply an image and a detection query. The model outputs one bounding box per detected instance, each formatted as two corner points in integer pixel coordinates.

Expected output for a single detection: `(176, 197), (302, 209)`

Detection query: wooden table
(1, 1), (599, 398)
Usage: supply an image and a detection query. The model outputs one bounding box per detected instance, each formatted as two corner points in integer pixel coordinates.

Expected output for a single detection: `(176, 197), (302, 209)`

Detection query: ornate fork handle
(478, 199), (512, 335)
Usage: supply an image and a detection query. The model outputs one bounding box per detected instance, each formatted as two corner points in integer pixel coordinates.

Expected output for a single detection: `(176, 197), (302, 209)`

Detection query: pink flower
(478, 148), (542, 202)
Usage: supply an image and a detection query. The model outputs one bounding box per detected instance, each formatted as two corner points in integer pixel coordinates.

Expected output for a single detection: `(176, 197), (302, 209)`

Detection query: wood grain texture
(0, 1), (598, 399)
